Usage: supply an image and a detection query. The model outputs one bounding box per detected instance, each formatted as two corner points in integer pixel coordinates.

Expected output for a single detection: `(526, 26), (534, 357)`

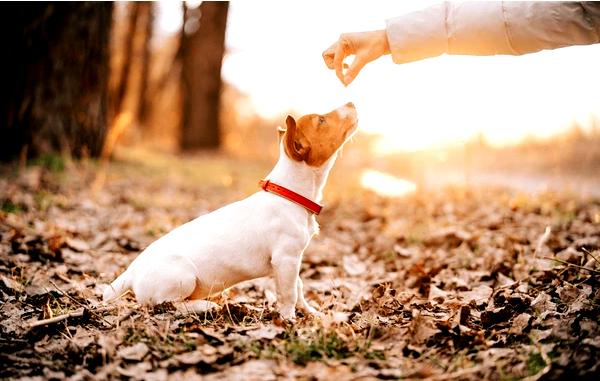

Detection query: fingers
(324, 34), (358, 86)
(333, 41), (347, 85)
(324, 30), (388, 86)
(324, 34), (366, 86)
(322, 42), (337, 69)
(343, 56), (366, 86)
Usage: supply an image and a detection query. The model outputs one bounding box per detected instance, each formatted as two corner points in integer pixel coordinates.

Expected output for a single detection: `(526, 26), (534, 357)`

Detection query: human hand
(322, 30), (390, 86)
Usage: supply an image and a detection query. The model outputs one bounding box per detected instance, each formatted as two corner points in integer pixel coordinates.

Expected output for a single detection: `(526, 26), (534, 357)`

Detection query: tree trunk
(180, 1), (229, 150)
(112, 2), (139, 119)
(0, 3), (113, 161)
(136, 2), (154, 125)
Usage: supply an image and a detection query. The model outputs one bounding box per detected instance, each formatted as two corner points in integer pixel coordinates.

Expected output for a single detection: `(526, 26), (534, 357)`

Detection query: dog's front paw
(302, 305), (324, 319)
(278, 305), (296, 322)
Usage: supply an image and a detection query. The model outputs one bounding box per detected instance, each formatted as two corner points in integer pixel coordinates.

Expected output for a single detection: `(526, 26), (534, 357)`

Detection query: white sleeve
(385, 1), (600, 64)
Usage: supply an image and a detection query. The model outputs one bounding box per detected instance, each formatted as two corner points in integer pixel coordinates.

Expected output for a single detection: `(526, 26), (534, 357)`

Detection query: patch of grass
(377, 250), (396, 262)
(31, 154), (65, 172)
(18, 274), (33, 288)
(183, 339), (197, 352)
(34, 191), (53, 212)
(123, 326), (195, 360)
(362, 346), (385, 361)
(526, 351), (546, 376)
(498, 371), (519, 381)
(124, 327), (153, 345)
(1, 200), (24, 214)
(247, 328), (385, 366)
(284, 329), (349, 365)
(49, 296), (74, 316)
(247, 340), (278, 359)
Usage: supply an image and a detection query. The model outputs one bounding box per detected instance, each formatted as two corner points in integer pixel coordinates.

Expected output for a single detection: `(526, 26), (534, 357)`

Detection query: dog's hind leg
(103, 270), (132, 302)
(132, 264), (197, 306)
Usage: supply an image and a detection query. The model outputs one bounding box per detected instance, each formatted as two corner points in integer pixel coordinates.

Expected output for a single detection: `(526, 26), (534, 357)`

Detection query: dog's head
(280, 102), (358, 167)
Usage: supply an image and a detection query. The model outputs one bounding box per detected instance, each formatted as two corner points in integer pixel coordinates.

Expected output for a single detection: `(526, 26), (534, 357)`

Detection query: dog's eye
(318, 116), (325, 125)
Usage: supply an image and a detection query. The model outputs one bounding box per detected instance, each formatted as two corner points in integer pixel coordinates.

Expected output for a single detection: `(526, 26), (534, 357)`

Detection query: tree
(112, 2), (139, 120)
(136, 2), (154, 125)
(0, 3), (113, 161)
(180, 1), (229, 150)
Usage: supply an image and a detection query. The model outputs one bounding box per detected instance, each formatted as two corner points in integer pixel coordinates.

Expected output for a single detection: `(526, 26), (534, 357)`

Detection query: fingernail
(343, 75), (351, 85)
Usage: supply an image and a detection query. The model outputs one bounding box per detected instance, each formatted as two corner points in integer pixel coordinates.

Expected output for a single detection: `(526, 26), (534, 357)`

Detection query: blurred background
(1, 1), (599, 198)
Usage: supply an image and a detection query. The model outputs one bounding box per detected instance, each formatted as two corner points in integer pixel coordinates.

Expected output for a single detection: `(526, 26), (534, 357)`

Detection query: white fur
(336, 103), (354, 119)
(103, 104), (357, 320)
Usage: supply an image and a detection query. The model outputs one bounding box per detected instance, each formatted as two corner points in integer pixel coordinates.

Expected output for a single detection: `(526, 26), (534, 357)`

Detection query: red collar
(259, 179), (323, 215)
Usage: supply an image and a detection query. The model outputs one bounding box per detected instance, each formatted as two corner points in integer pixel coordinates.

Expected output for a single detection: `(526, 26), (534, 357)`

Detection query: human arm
(387, 1), (600, 64)
(323, 2), (600, 85)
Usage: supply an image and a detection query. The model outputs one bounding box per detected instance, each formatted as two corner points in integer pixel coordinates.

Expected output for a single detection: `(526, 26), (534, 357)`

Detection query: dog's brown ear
(284, 115), (310, 162)
(277, 125), (286, 143)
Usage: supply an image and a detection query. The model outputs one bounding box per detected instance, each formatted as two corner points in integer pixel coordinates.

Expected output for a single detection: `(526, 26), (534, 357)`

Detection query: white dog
(103, 103), (358, 320)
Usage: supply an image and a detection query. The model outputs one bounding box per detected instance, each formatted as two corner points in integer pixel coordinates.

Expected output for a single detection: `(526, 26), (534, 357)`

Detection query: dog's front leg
(296, 277), (320, 316)
(271, 251), (301, 321)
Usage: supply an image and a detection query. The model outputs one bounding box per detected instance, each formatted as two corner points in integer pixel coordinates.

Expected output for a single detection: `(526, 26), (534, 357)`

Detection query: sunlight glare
(361, 169), (417, 197)
(223, 1), (600, 153)
(158, 0), (600, 153)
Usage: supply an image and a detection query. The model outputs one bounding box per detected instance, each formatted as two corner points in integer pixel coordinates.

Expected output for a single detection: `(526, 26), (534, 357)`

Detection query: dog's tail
(103, 270), (132, 302)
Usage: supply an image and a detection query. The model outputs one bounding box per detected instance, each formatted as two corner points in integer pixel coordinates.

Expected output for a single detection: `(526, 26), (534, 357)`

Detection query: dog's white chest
(308, 214), (319, 237)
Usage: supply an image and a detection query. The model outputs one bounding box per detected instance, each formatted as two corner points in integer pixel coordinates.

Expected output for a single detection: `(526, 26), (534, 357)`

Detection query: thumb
(343, 57), (367, 86)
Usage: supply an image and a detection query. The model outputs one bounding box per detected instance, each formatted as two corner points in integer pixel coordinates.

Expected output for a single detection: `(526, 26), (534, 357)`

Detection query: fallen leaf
(173, 351), (212, 365)
(531, 292), (556, 314)
(1, 275), (24, 294)
(428, 284), (449, 303)
(117, 342), (149, 361)
(410, 309), (440, 344)
(343, 255), (367, 276)
(246, 325), (285, 340)
(65, 237), (90, 252)
(509, 313), (532, 335)
(117, 362), (153, 379)
(460, 285), (493, 306)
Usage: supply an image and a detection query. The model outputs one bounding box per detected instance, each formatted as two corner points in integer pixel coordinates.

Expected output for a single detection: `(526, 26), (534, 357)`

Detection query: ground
(1, 150), (599, 380)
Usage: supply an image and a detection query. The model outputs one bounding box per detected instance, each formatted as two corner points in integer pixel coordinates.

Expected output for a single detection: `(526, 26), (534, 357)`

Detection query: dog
(103, 102), (358, 321)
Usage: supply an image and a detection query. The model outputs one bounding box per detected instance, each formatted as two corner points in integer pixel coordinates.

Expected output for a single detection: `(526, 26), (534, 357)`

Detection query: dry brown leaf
(1, 275), (24, 293)
(410, 309), (440, 344)
(509, 313), (532, 335)
(531, 292), (556, 315)
(65, 237), (90, 252)
(460, 285), (493, 305)
(428, 284), (449, 303)
(117, 343), (149, 361)
(246, 325), (285, 340)
(342, 254), (367, 276)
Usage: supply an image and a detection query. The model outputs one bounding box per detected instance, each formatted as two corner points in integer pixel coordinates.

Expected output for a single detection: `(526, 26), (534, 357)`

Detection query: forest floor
(1, 149), (599, 380)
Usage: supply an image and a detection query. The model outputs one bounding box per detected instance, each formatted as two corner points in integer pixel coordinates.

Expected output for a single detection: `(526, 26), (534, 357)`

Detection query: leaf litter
(0, 157), (599, 380)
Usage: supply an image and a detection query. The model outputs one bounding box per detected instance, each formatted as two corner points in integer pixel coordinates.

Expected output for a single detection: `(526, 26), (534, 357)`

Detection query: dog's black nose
(345, 102), (355, 109)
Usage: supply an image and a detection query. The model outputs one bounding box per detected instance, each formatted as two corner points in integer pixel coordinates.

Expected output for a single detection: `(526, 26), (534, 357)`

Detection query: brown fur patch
(284, 107), (356, 167)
